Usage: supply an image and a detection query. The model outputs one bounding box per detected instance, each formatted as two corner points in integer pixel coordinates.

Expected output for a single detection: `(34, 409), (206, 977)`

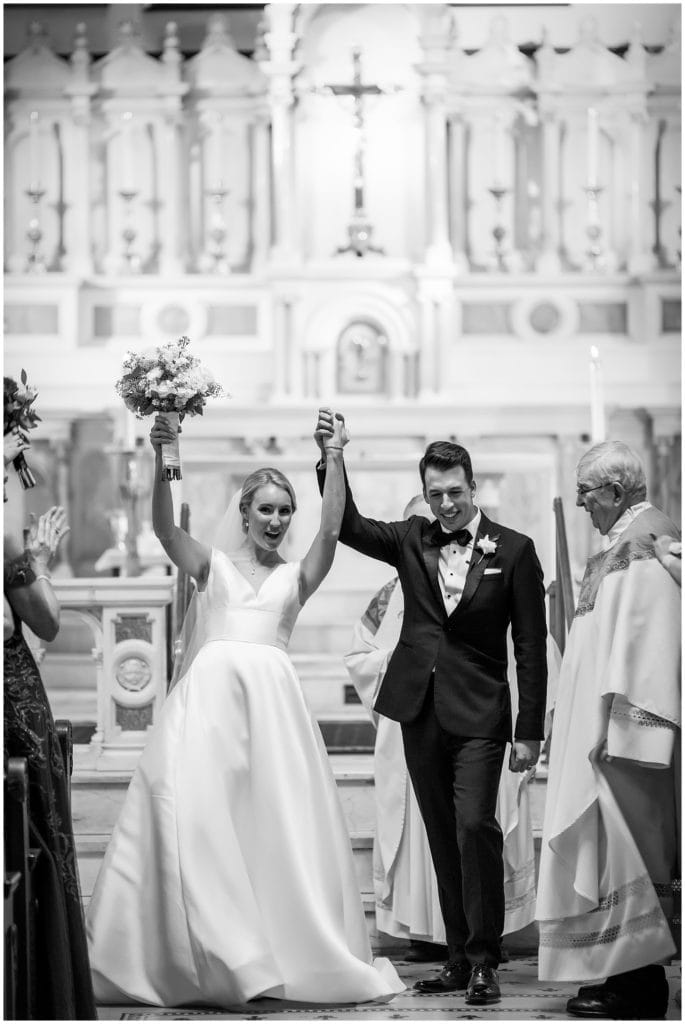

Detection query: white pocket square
(483, 568), (502, 575)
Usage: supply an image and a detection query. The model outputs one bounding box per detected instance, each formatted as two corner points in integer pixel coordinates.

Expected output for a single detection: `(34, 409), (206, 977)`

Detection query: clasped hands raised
(314, 408), (349, 455)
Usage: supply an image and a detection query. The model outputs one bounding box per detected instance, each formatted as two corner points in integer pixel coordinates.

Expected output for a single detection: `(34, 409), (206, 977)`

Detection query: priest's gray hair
(403, 493), (431, 520)
(577, 441), (647, 499)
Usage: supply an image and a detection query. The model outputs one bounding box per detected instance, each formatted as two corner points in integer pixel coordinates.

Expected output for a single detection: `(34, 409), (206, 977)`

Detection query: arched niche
(299, 287), (417, 400)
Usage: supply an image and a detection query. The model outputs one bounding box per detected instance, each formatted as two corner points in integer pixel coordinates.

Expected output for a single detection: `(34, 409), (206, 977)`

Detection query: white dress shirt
(437, 509), (481, 614)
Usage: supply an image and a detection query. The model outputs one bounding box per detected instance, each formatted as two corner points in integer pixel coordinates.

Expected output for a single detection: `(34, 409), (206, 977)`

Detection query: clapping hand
(23, 506), (70, 568)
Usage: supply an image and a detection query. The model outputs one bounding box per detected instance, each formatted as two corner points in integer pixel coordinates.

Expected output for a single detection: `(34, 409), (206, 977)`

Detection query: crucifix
(326, 49), (385, 257)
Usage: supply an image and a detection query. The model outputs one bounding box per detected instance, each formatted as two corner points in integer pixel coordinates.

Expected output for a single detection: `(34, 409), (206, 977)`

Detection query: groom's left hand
(509, 739), (540, 773)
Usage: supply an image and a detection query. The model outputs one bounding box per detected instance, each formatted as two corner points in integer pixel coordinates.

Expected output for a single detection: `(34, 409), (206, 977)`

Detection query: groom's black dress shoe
(413, 959), (471, 993)
(465, 964), (500, 1005)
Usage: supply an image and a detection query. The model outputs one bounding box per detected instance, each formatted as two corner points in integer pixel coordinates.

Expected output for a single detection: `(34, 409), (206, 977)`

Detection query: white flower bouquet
(115, 336), (224, 481)
(4, 370), (41, 489)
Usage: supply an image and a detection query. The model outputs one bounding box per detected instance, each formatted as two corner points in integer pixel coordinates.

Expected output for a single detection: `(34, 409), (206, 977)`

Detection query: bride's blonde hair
(239, 468), (297, 524)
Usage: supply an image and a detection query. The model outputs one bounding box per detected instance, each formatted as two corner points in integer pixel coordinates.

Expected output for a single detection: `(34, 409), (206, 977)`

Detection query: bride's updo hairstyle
(239, 468), (298, 522)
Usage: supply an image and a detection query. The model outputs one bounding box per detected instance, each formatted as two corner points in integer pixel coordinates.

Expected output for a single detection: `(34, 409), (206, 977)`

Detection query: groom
(315, 415), (548, 1006)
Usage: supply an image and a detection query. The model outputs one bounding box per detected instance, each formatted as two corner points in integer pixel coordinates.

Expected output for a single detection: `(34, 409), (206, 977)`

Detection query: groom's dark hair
(419, 441), (474, 487)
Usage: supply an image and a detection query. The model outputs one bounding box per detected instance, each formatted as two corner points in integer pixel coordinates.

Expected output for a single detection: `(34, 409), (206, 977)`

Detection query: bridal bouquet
(4, 370), (41, 489)
(115, 336), (224, 481)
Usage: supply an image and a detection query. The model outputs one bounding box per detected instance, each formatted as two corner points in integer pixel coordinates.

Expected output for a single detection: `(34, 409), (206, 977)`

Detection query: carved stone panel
(114, 614), (153, 644)
(114, 701), (153, 731)
(336, 320), (387, 394)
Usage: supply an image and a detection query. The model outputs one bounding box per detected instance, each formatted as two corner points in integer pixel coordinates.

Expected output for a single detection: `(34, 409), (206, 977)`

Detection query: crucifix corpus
(326, 48), (386, 258)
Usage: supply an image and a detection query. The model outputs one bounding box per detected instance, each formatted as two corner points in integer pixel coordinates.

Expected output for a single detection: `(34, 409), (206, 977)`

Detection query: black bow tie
(430, 523), (472, 548)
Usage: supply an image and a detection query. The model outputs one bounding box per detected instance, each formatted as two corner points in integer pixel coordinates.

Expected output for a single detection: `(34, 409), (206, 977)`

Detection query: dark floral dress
(4, 553), (96, 1020)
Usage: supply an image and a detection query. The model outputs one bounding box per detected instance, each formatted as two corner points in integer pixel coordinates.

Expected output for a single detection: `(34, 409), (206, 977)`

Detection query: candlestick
(587, 107), (599, 188)
(119, 188), (142, 273)
(488, 185), (510, 272)
(583, 184), (606, 271)
(589, 345), (606, 443)
(25, 185), (47, 272)
(121, 111), (135, 192)
(200, 185), (230, 274)
(28, 110), (41, 190)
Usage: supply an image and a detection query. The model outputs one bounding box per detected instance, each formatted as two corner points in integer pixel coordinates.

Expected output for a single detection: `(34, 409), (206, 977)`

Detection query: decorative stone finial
(71, 21), (91, 72)
(578, 16), (600, 47)
(163, 20), (181, 73)
(27, 21), (48, 52)
(204, 13), (234, 50)
(253, 15), (269, 62)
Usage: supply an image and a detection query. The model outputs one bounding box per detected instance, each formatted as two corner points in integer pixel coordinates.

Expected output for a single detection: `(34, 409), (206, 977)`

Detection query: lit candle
(121, 111), (135, 192)
(589, 345), (606, 443)
(587, 107), (599, 187)
(28, 110), (41, 190)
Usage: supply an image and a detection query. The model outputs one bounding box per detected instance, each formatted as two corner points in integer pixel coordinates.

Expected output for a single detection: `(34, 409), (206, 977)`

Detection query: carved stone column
(252, 109), (272, 271)
(447, 113), (469, 272)
(627, 109), (652, 274)
(64, 25), (96, 276)
(261, 4), (300, 264)
(538, 109), (562, 273)
(157, 111), (185, 275)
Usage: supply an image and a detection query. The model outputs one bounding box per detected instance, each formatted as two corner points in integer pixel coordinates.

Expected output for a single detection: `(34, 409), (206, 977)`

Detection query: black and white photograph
(3, 1), (681, 1020)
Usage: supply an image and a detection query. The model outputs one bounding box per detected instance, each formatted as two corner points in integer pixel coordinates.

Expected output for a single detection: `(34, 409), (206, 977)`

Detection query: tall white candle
(589, 345), (606, 443)
(28, 110), (41, 190)
(121, 111), (135, 192)
(587, 107), (599, 187)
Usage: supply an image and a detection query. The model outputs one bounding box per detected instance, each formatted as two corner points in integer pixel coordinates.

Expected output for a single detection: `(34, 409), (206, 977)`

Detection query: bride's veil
(168, 489), (246, 691)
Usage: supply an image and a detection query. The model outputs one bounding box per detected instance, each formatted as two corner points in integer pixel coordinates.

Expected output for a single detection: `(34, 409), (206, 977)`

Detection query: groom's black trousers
(401, 680), (506, 967)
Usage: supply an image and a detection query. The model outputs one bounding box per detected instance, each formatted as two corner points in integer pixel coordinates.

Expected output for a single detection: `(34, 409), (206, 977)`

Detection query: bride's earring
(242, 518), (248, 532)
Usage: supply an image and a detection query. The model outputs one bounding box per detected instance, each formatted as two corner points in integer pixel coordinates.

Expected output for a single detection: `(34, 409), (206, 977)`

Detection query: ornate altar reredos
(3, 3), (681, 590)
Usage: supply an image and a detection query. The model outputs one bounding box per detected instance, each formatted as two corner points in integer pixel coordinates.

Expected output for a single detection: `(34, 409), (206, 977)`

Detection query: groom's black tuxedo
(317, 461), (548, 968)
(346, 505), (547, 744)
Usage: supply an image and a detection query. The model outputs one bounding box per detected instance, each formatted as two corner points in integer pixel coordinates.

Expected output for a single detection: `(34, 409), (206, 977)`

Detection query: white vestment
(345, 578), (559, 943)
(537, 504), (681, 981)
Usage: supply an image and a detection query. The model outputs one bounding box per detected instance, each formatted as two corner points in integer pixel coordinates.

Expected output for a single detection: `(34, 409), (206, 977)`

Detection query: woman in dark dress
(4, 429), (96, 1019)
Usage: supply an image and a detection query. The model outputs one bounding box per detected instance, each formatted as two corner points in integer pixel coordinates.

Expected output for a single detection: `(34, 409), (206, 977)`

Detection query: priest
(537, 440), (680, 1020)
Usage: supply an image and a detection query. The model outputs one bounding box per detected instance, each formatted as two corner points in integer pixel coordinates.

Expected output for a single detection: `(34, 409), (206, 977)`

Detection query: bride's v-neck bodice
(198, 548), (302, 652)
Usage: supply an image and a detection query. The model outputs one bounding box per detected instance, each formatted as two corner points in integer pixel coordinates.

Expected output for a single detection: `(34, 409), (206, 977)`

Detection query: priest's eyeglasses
(576, 481), (614, 496)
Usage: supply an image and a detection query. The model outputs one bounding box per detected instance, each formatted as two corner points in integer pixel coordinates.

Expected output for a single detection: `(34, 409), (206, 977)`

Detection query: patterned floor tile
(100, 956), (681, 1021)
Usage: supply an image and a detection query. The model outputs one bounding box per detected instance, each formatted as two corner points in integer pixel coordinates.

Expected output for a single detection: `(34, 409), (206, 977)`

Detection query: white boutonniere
(476, 535), (498, 557)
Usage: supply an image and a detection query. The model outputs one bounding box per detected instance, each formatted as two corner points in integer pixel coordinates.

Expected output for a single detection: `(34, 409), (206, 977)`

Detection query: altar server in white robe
(345, 495), (559, 956)
(537, 441), (680, 1021)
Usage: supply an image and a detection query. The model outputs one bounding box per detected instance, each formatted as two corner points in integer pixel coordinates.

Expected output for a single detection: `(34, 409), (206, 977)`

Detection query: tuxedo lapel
(421, 522), (444, 608)
(449, 513), (497, 620)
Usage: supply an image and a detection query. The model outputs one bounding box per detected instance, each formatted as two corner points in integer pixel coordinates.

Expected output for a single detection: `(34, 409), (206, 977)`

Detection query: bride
(86, 409), (403, 1009)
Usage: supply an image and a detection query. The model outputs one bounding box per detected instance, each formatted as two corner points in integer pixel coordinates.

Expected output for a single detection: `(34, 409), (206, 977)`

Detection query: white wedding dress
(87, 550), (403, 1008)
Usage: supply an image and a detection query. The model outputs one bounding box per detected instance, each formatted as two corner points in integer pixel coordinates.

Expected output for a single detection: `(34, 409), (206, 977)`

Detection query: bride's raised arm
(150, 414), (211, 584)
(299, 408), (348, 604)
